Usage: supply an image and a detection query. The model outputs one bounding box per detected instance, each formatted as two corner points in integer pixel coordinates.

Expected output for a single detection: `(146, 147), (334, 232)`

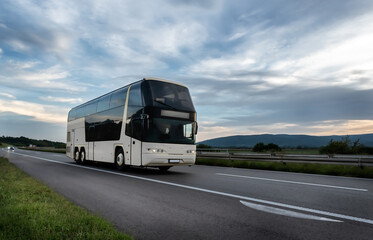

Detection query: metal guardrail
(196, 149), (373, 167)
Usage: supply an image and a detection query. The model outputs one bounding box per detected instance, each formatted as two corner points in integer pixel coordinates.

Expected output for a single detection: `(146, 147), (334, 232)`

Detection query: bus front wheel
(115, 148), (126, 170)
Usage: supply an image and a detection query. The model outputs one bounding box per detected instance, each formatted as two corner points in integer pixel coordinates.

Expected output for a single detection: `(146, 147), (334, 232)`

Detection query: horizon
(3, 132), (373, 145)
(1, 0), (373, 142)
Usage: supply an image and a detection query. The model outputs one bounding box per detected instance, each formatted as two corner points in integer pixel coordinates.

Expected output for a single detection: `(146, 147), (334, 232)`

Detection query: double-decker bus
(66, 77), (197, 171)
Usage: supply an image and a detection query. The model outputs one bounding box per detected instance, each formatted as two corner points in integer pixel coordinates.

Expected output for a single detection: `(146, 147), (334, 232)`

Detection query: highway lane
(1, 148), (373, 240)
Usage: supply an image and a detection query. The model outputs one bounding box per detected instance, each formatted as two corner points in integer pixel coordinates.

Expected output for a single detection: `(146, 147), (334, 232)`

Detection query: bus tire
(115, 148), (125, 170)
(74, 148), (81, 164)
(80, 149), (86, 165)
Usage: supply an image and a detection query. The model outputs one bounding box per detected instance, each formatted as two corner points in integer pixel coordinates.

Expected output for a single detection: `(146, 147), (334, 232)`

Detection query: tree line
(197, 136), (373, 154)
(0, 136), (66, 148)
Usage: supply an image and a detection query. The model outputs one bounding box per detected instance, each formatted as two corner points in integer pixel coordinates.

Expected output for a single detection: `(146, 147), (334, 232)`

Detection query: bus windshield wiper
(153, 99), (177, 110)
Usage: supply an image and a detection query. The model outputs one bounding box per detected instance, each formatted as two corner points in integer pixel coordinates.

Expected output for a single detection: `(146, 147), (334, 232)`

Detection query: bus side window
(110, 88), (127, 108)
(97, 95), (111, 112)
(128, 83), (143, 106)
(125, 83), (143, 138)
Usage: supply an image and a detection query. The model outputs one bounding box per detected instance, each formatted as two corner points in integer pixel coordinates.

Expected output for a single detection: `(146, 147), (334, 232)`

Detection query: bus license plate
(168, 159), (180, 163)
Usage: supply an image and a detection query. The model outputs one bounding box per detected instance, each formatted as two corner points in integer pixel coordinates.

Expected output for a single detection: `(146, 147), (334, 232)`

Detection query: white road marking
(6, 150), (373, 225)
(240, 200), (342, 222)
(216, 173), (368, 192)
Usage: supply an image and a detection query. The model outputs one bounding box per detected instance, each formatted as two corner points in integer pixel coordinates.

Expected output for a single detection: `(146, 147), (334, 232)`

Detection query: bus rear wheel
(115, 148), (126, 170)
(80, 149), (86, 165)
(74, 149), (80, 164)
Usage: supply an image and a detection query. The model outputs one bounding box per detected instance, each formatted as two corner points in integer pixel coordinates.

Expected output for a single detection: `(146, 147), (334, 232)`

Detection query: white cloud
(42, 1), (79, 26)
(0, 93), (16, 99)
(291, 29), (373, 89)
(269, 14), (373, 89)
(306, 120), (373, 136)
(0, 99), (68, 123)
(187, 54), (256, 78)
(197, 125), (242, 142)
(187, 12), (373, 91)
(145, 22), (207, 56)
(0, 62), (84, 92)
(40, 96), (83, 104)
(228, 30), (248, 41)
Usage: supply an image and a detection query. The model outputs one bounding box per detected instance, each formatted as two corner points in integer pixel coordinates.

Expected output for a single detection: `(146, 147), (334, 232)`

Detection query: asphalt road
(2, 148), (373, 240)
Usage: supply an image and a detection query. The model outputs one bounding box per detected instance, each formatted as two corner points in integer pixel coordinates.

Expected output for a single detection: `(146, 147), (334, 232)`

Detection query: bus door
(88, 142), (94, 160)
(130, 117), (142, 166)
(131, 138), (142, 166)
(68, 130), (74, 157)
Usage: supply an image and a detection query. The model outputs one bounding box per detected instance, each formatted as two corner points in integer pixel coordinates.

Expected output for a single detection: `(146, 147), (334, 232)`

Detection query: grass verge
(18, 147), (66, 154)
(0, 157), (133, 240)
(196, 157), (373, 178)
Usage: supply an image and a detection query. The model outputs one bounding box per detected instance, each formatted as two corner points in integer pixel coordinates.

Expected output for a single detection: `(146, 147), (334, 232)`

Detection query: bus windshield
(144, 80), (195, 112)
(143, 118), (196, 144)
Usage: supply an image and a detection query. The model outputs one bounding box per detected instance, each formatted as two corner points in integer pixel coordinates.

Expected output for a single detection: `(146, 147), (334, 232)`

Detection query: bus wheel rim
(116, 153), (124, 166)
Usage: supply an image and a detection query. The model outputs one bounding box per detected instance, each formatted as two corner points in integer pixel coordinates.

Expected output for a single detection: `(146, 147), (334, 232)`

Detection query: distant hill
(0, 136), (66, 148)
(198, 134), (373, 148)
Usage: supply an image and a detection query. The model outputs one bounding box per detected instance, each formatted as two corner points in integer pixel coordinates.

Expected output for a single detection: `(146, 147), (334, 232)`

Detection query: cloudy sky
(1, 0), (373, 143)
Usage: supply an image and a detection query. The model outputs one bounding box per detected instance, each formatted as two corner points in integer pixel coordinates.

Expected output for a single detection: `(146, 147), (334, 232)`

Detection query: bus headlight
(186, 150), (195, 154)
(147, 148), (166, 154)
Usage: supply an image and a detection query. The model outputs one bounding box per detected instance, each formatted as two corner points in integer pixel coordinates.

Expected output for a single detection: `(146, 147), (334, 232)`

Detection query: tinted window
(143, 118), (196, 144)
(128, 83), (143, 106)
(85, 106), (125, 141)
(125, 106), (143, 138)
(97, 95), (111, 112)
(75, 106), (84, 119)
(68, 109), (76, 121)
(110, 88), (127, 108)
(82, 101), (97, 116)
(145, 80), (195, 111)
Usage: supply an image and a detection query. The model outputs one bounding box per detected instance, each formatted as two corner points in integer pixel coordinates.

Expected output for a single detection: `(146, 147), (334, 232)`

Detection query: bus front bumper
(142, 154), (196, 166)
(141, 142), (196, 166)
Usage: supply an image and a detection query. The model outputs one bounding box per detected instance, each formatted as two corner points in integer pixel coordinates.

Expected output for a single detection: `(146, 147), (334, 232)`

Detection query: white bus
(66, 77), (197, 171)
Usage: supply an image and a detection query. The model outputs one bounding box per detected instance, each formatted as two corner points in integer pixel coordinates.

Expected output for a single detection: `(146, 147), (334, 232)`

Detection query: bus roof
(143, 77), (187, 88)
(69, 77), (188, 111)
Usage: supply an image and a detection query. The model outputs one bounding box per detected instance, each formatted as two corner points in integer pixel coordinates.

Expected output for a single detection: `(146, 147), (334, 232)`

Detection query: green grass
(196, 157), (373, 178)
(19, 147), (66, 154)
(0, 157), (133, 240)
(200, 148), (321, 155)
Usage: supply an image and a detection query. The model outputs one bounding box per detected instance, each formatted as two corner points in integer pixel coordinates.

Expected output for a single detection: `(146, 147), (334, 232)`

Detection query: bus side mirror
(195, 122), (198, 135)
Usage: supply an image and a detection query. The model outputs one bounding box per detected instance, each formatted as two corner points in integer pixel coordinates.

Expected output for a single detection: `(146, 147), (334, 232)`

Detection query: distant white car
(7, 146), (15, 151)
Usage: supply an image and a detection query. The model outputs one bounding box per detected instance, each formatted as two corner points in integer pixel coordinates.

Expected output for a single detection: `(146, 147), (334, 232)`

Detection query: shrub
(253, 142), (281, 152)
(196, 143), (212, 149)
(253, 142), (266, 152)
(319, 136), (372, 154)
